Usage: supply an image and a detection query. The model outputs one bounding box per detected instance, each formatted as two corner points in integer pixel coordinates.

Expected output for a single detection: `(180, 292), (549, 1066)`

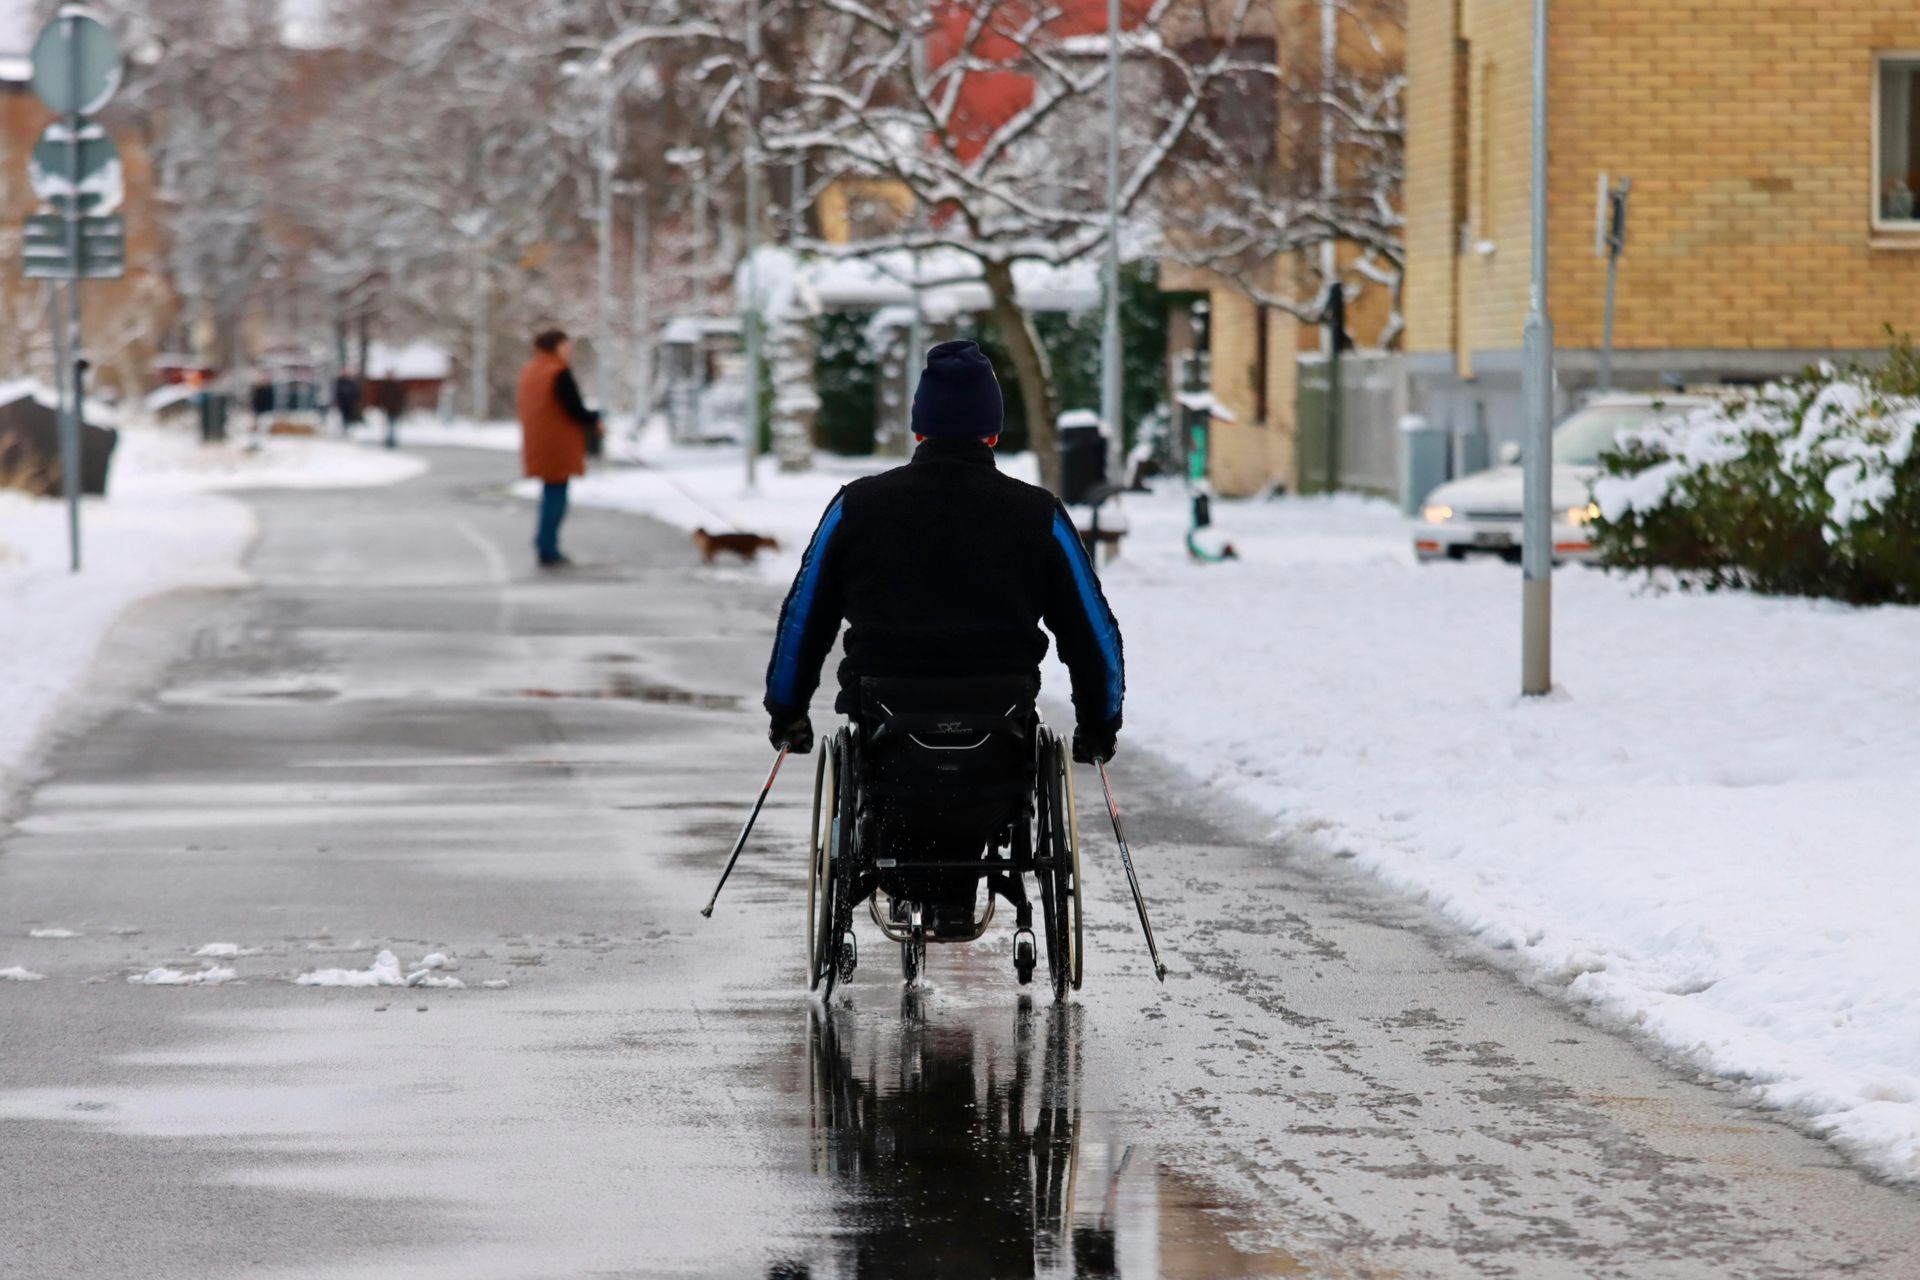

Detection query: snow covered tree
(740, 0), (1266, 492)
(92, 0), (293, 374)
(1156, 0), (1405, 344)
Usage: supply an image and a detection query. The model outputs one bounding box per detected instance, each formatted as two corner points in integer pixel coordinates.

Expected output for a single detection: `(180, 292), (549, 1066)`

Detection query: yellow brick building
(1159, 0), (1403, 497)
(1404, 0), (1920, 443)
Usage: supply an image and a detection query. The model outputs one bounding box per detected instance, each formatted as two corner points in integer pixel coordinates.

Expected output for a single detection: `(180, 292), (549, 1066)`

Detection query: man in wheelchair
(763, 339), (1125, 943)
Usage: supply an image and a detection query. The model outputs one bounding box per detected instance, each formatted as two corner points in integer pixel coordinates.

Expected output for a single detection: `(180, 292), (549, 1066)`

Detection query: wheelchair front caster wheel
(1013, 928), (1037, 985)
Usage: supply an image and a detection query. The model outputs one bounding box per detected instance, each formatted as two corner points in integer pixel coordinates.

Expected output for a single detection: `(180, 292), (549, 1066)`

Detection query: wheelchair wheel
(1037, 731), (1084, 1000)
(806, 742), (835, 991)
(817, 729), (861, 1000)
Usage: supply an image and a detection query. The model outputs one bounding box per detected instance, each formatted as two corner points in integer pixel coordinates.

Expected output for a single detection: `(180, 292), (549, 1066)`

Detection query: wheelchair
(805, 676), (1084, 1001)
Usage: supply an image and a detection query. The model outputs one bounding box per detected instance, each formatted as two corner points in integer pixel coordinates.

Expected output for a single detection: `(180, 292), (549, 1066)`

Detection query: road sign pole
(26, 4), (126, 572)
(59, 8), (83, 572)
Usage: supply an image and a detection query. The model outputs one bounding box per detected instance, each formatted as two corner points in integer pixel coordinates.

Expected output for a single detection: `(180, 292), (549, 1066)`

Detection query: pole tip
(699, 906), (714, 919)
(1155, 964), (1168, 982)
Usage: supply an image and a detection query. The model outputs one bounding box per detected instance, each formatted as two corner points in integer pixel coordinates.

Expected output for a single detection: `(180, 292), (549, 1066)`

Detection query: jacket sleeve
(553, 368), (601, 432)
(764, 491), (848, 721)
(1040, 502), (1125, 733)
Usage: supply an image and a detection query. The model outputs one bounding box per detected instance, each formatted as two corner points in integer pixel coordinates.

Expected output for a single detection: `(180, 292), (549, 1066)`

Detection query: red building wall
(927, 0), (1150, 162)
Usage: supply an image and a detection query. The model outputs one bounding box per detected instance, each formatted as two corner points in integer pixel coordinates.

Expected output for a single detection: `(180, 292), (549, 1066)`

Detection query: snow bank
(600, 449), (1920, 1184)
(112, 426), (426, 494)
(0, 966), (46, 981)
(1099, 488), (1920, 1185)
(27, 927), (80, 939)
(1, 424), (429, 801)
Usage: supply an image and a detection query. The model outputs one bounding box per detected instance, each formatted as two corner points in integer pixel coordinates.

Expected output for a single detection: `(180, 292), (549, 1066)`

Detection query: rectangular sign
(22, 212), (124, 279)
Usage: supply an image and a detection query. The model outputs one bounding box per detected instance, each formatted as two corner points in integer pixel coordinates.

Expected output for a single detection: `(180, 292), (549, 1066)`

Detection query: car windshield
(1550, 403), (1690, 465)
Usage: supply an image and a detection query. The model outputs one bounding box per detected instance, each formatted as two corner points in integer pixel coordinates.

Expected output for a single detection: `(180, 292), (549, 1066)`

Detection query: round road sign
(30, 6), (123, 117)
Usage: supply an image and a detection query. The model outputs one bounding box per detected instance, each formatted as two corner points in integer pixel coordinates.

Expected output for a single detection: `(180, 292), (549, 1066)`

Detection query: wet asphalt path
(3, 448), (1920, 1279)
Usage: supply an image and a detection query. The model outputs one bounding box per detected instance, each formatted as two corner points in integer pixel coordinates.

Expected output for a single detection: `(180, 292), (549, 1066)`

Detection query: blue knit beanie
(911, 340), (1003, 439)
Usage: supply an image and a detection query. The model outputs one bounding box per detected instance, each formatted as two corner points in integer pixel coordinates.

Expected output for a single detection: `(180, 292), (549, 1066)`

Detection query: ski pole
(1095, 761), (1168, 982)
(700, 748), (788, 918)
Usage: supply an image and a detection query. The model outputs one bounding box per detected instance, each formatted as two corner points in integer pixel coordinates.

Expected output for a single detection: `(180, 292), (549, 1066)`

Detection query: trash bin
(198, 392), (228, 443)
(1057, 409), (1108, 506)
(1398, 414), (1449, 516)
(79, 425), (117, 496)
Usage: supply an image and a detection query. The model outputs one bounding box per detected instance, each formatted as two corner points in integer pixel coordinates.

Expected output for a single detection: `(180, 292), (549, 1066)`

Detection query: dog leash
(607, 443), (748, 533)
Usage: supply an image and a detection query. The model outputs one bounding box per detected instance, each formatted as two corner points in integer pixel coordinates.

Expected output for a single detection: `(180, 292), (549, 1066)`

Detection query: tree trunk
(982, 258), (1060, 493)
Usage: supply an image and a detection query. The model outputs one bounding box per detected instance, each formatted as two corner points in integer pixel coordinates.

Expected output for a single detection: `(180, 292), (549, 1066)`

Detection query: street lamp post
(1099, 0), (1124, 481)
(741, 0), (762, 490)
(1520, 0), (1555, 696)
(595, 69), (616, 424)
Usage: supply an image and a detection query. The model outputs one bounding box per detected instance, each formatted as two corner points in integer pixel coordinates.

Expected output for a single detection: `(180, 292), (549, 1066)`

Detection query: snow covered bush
(1593, 344), (1920, 604)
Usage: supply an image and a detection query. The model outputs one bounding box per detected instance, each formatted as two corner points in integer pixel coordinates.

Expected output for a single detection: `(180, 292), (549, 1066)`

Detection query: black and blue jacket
(764, 438), (1124, 736)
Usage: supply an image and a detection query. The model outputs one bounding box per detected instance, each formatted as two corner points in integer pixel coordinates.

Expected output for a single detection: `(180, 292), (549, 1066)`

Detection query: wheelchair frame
(806, 718), (1084, 1001)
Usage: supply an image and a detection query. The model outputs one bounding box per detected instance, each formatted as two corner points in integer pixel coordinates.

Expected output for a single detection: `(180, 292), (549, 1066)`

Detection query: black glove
(771, 713), (814, 755)
(1072, 724), (1117, 765)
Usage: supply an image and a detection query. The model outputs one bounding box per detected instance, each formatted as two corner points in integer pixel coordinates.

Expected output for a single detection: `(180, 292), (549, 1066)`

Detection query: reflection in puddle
(774, 997), (1301, 1279)
(512, 672), (742, 710)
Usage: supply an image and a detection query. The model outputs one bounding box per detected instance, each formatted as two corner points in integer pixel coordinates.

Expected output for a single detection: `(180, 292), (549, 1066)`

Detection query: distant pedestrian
(380, 376), (405, 449)
(333, 372), (363, 434)
(517, 329), (602, 568)
(250, 378), (273, 434)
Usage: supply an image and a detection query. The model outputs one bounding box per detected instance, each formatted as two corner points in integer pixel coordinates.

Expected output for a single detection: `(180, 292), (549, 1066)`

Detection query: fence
(1295, 353), (1406, 497)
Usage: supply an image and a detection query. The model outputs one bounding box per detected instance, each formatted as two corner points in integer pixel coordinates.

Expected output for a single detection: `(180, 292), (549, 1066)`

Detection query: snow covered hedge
(1592, 342), (1920, 603)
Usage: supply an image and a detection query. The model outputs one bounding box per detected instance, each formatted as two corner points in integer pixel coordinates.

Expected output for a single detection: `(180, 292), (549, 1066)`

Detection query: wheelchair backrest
(859, 676), (1037, 784)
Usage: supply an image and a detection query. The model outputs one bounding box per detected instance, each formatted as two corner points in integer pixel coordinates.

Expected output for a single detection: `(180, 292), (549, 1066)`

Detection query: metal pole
(1598, 177), (1628, 394)
(906, 253), (925, 453)
(700, 748), (789, 917)
(1095, 761), (1168, 982)
(1599, 240), (1618, 394)
(1520, 0), (1555, 696)
(632, 193), (651, 428)
(470, 258), (489, 420)
(60, 10), (82, 573)
(1319, 0), (1338, 335)
(1099, 0), (1124, 481)
(1318, 0), (1341, 495)
(742, 0), (762, 489)
(1326, 322), (1342, 492)
(272, 278), (290, 417)
(595, 71), (615, 424)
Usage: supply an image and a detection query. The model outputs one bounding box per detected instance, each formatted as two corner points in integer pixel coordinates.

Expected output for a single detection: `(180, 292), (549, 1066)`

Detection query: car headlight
(1422, 503), (1455, 524)
(1564, 501), (1601, 526)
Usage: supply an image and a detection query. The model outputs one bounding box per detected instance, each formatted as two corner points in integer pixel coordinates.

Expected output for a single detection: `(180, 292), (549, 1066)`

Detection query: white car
(1414, 394), (1711, 564)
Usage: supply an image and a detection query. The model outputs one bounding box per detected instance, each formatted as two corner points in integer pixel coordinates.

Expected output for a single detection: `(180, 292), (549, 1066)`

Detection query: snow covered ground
(349, 416), (523, 454)
(0, 423), (423, 801)
(563, 442), (1920, 1185)
(521, 434), (895, 568)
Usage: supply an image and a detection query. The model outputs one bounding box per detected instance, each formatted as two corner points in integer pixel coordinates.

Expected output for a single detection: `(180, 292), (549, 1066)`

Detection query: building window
(1877, 55), (1920, 228)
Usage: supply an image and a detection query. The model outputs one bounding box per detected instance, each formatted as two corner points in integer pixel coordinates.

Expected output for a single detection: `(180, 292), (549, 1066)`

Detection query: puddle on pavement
(766, 996), (1304, 1279)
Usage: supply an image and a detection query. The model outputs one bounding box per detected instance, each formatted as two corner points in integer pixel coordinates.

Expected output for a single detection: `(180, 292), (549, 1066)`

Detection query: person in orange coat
(517, 329), (602, 567)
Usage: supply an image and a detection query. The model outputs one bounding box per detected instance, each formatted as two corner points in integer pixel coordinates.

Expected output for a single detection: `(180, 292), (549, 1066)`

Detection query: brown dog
(693, 528), (780, 564)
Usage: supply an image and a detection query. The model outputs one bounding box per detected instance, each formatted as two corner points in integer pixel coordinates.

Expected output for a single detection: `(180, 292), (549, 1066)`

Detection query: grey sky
(0, 0), (32, 56)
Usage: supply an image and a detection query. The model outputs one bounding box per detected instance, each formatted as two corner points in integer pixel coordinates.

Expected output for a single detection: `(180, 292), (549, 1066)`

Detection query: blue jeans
(536, 480), (569, 562)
